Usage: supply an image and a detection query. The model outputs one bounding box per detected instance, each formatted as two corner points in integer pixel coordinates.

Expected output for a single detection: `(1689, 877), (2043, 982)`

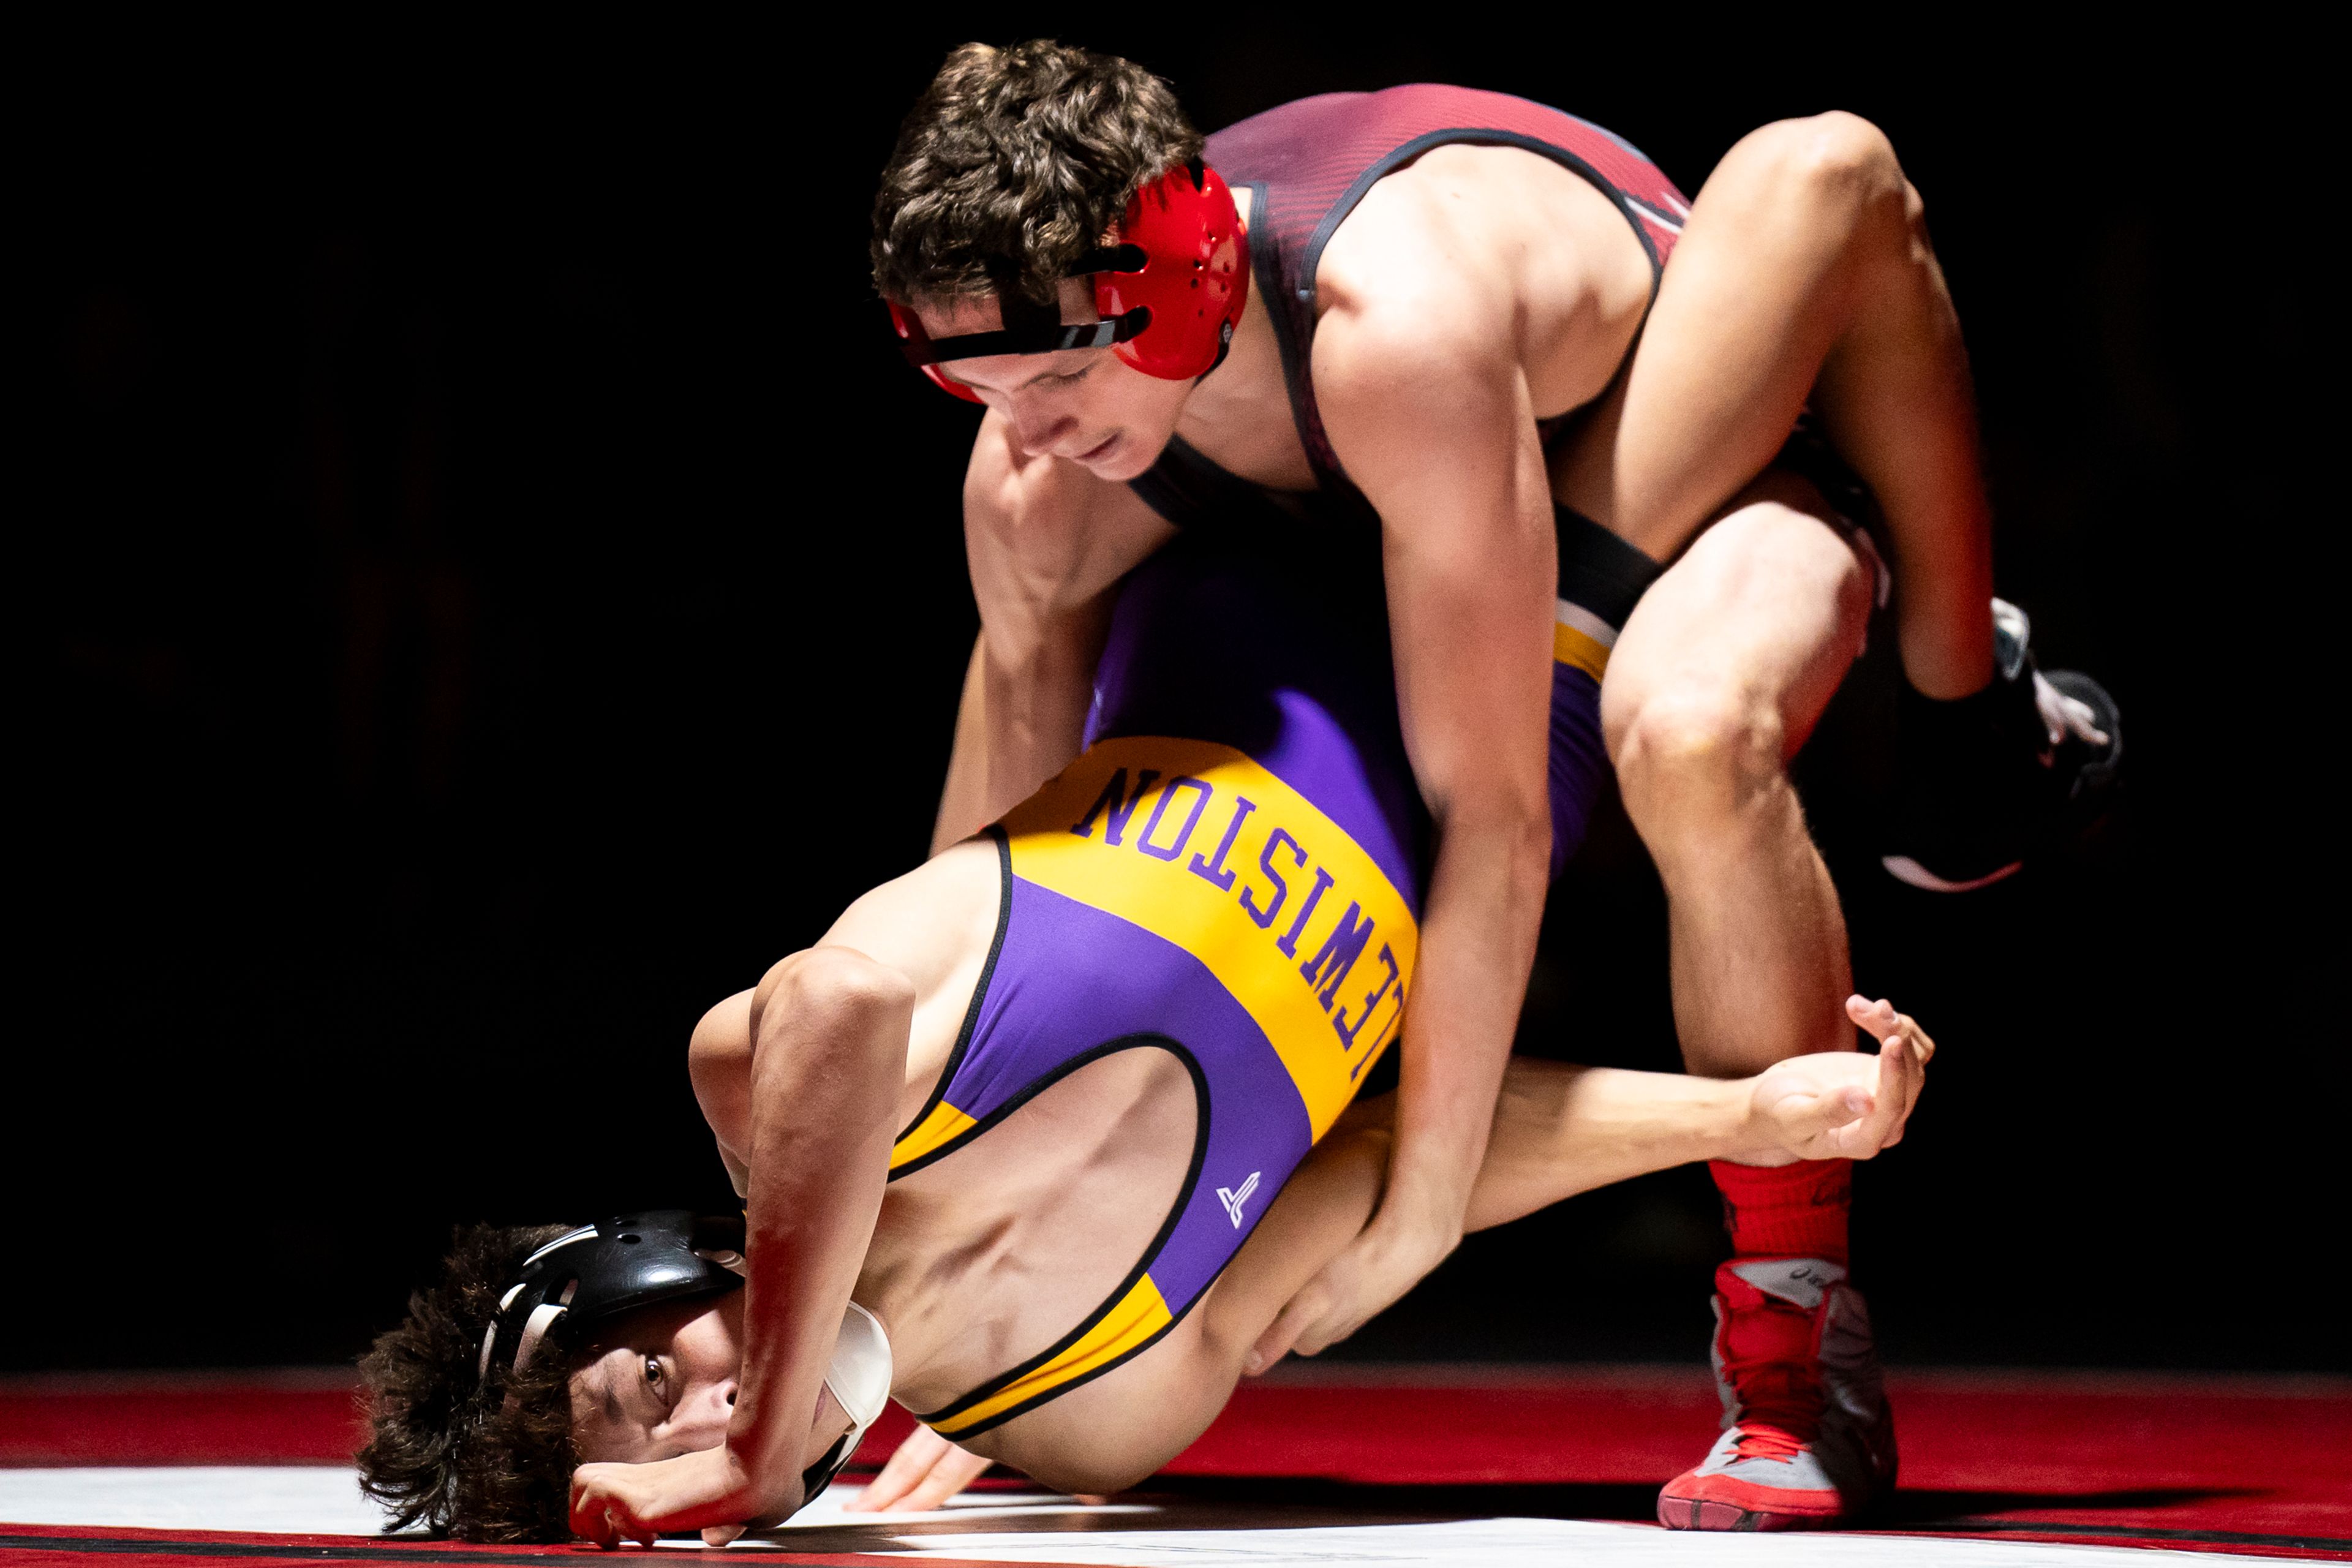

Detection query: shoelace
(1730, 1422), (1811, 1463)
(1718, 1294), (1826, 1457)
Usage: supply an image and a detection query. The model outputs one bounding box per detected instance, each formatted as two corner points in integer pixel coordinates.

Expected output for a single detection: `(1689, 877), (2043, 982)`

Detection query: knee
(1785, 111), (1904, 197)
(1610, 684), (1787, 838)
(1746, 111), (1911, 229)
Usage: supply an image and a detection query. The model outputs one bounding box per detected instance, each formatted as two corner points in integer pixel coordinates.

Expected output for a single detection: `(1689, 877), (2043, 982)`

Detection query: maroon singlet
(1131, 85), (1691, 526)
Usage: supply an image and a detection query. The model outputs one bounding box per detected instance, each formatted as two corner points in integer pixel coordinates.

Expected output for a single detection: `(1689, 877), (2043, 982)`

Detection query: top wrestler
(358, 516), (1938, 1547)
(867, 41), (2117, 1528)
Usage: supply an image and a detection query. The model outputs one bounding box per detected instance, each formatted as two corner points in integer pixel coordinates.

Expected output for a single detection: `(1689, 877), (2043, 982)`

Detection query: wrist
(1367, 1175), (1469, 1261)
(1725, 1074), (1798, 1167)
(721, 1406), (801, 1504)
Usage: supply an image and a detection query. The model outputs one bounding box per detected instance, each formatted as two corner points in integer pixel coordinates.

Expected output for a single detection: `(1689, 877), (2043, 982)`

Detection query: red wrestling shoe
(1657, 1257), (1897, 1531)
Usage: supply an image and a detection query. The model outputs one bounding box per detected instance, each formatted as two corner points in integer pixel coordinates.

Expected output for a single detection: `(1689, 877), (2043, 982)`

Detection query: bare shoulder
(963, 413), (1173, 617)
(821, 837), (1003, 1099)
(823, 837), (1001, 981)
(1316, 143), (1654, 429)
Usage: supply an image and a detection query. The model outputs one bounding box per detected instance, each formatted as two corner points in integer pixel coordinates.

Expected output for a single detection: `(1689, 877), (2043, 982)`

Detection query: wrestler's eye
(643, 1355), (664, 1392)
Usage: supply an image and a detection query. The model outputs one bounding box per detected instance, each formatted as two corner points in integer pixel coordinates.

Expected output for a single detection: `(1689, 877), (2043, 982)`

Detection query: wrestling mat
(5, 1365), (2346, 1565)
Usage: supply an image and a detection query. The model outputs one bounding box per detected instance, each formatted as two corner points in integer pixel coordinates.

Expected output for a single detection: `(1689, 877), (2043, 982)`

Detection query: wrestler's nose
(665, 1379), (739, 1452)
(1011, 402), (1078, 457)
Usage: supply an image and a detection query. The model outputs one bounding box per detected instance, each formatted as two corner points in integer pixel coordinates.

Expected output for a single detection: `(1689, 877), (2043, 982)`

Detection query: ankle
(1711, 1159), (1852, 1265)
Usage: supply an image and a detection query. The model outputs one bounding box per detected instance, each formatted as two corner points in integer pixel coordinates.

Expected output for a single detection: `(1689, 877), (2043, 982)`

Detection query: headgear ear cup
(1098, 161), (1250, 382)
(886, 160), (1248, 398)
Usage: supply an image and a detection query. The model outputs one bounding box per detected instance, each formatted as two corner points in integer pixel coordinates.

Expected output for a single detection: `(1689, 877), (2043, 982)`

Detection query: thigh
(1601, 472), (1874, 762)
(1550, 115), (1907, 561)
(982, 1121), (1392, 1492)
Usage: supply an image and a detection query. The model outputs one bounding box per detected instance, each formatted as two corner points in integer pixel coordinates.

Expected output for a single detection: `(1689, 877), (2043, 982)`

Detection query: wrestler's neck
(1168, 189), (1317, 495)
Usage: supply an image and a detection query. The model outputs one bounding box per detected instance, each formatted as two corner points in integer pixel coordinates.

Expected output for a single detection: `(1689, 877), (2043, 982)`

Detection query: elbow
(782, 947), (916, 1020)
(755, 948), (917, 1063)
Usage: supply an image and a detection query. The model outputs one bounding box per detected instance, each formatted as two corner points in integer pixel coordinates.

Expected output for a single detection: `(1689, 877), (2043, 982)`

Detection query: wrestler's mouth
(1074, 432), (1120, 464)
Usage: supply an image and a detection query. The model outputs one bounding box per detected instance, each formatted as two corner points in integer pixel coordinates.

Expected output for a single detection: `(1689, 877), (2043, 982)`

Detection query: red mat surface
(4, 1366), (2347, 1559)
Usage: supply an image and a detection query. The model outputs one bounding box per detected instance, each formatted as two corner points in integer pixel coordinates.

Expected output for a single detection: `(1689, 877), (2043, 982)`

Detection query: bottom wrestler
(358, 522), (1934, 1544)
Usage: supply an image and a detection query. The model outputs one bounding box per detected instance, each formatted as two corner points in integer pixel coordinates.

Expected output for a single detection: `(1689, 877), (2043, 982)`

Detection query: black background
(13, 18), (2337, 1374)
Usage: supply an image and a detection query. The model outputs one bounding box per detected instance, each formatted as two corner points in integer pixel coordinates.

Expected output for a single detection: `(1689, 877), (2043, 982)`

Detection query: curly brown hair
(871, 40), (1202, 307)
(356, 1223), (581, 1542)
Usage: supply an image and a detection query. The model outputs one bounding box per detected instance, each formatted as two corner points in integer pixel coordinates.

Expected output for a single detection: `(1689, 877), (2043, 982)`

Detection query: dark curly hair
(871, 40), (1203, 307)
(356, 1223), (581, 1542)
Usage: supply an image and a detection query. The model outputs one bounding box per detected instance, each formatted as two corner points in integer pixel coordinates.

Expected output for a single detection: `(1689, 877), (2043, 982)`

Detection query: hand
(1745, 996), (1937, 1163)
(568, 1444), (787, 1550)
(1246, 1206), (1456, 1374)
(2034, 668), (2110, 747)
(841, 1425), (992, 1513)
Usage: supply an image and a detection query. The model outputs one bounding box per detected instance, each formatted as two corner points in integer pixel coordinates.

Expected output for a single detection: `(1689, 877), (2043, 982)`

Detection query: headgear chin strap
(797, 1300), (894, 1509)
(888, 159), (1250, 403)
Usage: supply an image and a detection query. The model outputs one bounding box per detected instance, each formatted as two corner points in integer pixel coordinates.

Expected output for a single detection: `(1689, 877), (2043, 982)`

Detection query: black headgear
(477, 1211), (746, 1386)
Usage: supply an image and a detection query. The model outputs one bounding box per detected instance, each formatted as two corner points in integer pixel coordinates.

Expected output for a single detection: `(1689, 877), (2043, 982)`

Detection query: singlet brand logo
(1217, 1171), (1261, 1228)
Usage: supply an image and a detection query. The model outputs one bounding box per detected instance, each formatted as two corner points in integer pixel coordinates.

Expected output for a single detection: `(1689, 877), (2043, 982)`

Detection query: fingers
(1796, 1081), (1876, 1158)
(569, 1472), (625, 1550)
(1901, 1012), (1937, 1065)
(1865, 1035), (1913, 1152)
(701, 1525), (746, 1547)
(892, 1443), (993, 1512)
(1290, 1304), (1363, 1360)
(1843, 1034), (1930, 1158)
(1246, 1290), (1317, 1376)
(844, 1428), (990, 1514)
(846, 1427), (955, 1513)
(1853, 999), (1935, 1145)
(1849, 995), (1937, 1064)
(576, 1502), (650, 1552)
(1845, 994), (1899, 1040)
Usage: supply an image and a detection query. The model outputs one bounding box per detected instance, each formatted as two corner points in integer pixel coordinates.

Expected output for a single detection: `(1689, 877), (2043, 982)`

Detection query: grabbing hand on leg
(1743, 997), (1936, 1163)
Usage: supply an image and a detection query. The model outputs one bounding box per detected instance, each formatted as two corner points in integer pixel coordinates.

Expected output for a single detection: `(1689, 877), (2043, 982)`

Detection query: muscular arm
(571, 948), (915, 1544)
(929, 414), (1174, 853)
(720, 949), (913, 1520)
(1238, 1004), (1930, 1349)
(682, 949), (908, 1523)
(1003, 1006), (1934, 1496)
(1276, 242), (1559, 1349)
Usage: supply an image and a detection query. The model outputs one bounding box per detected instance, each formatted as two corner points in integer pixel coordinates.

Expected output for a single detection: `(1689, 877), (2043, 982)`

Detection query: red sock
(1710, 1159), (1851, 1265)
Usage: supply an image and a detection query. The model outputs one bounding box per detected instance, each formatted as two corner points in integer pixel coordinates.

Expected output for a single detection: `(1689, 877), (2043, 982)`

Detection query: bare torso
(696, 844), (1240, 1488)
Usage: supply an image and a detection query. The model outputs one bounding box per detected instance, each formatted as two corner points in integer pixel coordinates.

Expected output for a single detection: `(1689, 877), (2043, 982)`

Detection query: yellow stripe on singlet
(999, 738), (1419, 1142)
(1553, 598), (1617, 682)
(924, 1274), (1175, 1438)
(891, 1099), (978, 1169)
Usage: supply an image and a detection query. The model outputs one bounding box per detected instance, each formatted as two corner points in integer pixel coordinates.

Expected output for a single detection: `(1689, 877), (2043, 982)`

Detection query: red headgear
(888, 160), (1249, 403)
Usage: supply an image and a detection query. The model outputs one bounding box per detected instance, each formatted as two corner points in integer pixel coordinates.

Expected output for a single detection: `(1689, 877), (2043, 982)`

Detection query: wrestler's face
(567, 1292), (854, 1468)
(915, 279), (1193, 480)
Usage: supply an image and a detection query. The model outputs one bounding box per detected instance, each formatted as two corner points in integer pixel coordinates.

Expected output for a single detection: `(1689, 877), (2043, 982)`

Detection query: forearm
(1467, 1060), (1755, 1232)
(1379, 805), (1551, 1248)
(933, 612), (1107, 848)
(729, 952), (911, 1504)
(929, 638), (991, 856)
